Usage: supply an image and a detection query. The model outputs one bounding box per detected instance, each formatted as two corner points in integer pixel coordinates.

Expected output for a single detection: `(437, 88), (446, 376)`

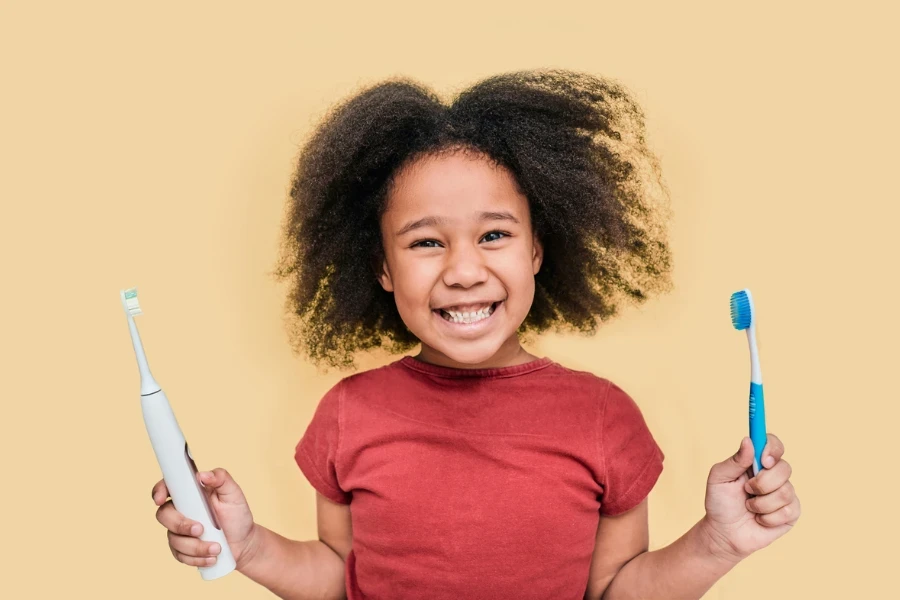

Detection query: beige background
(1, 1), (895, 598)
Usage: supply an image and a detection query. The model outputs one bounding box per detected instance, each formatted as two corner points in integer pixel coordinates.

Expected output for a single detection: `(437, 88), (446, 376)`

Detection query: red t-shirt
(295, 356), (664, 600)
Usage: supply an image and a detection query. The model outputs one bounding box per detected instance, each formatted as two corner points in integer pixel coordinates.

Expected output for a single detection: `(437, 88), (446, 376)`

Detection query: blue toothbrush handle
(749, 382), (767, 475)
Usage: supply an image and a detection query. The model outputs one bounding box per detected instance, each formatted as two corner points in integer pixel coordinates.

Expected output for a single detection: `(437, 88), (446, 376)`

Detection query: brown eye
(412, 239), (441, 248)
(481, 231), (508, 243)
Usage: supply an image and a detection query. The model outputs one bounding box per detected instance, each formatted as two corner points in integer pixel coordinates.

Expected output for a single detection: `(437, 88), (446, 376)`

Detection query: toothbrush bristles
(729, 290), (752, 330)
(122, 287), (142, 316)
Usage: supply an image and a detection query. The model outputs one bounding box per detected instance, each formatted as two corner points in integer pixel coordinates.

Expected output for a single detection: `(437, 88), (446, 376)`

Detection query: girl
(151, 69), (800, 599)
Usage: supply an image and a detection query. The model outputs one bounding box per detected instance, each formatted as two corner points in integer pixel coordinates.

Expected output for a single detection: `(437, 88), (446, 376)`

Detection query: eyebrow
(396, 211), (520, 236)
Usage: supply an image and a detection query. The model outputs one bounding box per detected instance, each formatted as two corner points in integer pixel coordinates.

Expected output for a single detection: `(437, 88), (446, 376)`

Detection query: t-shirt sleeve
(598, 380), (664, 516)
(294, 380), (352, 505)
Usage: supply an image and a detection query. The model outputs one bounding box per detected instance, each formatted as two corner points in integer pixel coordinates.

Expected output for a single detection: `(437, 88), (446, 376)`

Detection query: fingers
(745, 458), (792, 496)
(167, 529), (222, 566)
(743, 447), (802, 528)
(151, 479), (168, 506)
(198, 468), (244, 505)
(707, 437), (755, 484)
(155, 499), (222, 566)
(171, 549), (220, 567)
(746, 480), (795, 515)
(760, 433), (785, 469)
(156, 500), (204, 536)
(151, 469), (242, 568)
(754, 495), (801, 527)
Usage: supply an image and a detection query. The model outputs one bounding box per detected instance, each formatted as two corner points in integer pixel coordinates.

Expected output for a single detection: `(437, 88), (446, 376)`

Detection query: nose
(442, 243), (489, 288)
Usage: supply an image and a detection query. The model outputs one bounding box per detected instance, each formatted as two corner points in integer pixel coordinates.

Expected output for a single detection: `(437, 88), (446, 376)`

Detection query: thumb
(707, 437), (755, 484)
(199, 468), (246, 505)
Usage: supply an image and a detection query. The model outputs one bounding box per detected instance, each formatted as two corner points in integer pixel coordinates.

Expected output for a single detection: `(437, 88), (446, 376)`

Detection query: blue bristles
(730, 290), (752, 330)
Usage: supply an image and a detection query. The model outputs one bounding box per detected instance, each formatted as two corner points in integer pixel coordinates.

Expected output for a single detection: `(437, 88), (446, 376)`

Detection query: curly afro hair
(273, 68), (673, 370)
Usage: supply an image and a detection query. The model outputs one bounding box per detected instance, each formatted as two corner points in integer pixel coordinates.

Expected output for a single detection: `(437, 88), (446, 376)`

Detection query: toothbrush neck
(748, 325), (763, 384)
(139, 368), (161, 396)
(127, 316), (161, 395)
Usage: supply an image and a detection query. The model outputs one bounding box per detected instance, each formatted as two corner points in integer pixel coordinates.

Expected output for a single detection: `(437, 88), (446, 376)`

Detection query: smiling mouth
(434, 301), (502, 324)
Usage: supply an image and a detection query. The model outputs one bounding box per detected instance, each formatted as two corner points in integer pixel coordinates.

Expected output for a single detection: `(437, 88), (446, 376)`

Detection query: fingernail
(207, 557), (216, 565)
(191, 524), (202, 536)
(763, 455), (775, 468)
(210, 543), (220, 555)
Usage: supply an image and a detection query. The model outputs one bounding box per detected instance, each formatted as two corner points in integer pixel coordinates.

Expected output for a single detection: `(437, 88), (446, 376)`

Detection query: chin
(429, 340), (505, 367)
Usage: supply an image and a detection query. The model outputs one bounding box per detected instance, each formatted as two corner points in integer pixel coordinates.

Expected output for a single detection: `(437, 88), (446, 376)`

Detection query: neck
(415, 335), (538, 370)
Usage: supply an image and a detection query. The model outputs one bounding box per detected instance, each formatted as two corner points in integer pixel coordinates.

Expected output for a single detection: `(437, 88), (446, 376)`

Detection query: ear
(375, 257), (394, 292)
(531, 234), (544, 275)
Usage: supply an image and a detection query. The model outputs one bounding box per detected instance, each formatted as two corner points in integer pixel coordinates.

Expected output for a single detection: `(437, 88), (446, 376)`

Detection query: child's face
(377, 151), (543, 367)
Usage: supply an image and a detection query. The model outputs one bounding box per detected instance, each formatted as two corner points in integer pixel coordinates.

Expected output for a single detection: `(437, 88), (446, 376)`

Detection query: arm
(590, 435), (799, 600)
(239, 493), (352, 600)
(239, 529), (346, 600)
(596, 516), (739, 600)
(583, 499), (735, 600)
(583, 499), (649, 600)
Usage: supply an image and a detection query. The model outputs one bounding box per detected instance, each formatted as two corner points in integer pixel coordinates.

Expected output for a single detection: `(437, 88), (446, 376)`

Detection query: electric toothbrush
(120, 287), (236, 580)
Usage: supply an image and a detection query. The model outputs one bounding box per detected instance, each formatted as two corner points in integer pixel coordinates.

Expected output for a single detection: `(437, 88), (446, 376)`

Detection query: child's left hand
(700, 434), (801, 562)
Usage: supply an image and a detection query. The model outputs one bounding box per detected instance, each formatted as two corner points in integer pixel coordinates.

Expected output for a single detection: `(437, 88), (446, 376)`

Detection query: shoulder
(543, 360), (648, 419)
(317, 358), (410, 403)
(543, 359), (616, 396)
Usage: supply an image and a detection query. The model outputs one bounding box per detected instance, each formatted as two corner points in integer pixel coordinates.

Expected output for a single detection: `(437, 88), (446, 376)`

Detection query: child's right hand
(152, 468), (257, 569)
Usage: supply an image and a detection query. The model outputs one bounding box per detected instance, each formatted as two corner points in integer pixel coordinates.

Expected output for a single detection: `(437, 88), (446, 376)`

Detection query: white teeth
(441, 304), (495, 324)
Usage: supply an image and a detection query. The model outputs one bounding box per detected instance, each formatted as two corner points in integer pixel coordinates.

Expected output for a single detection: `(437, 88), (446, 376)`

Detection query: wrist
(696, 516), (746, 567)
(236, 522), (265, 573)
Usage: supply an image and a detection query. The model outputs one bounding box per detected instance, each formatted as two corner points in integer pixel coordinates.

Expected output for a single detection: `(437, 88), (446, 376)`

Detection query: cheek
(392, 264), (433, 310)
(513, 273), (536, 305)
(500, 259), (537, 311)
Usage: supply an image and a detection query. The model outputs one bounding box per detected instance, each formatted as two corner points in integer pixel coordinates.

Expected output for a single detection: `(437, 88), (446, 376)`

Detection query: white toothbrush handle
(142, 389), (236, 580)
